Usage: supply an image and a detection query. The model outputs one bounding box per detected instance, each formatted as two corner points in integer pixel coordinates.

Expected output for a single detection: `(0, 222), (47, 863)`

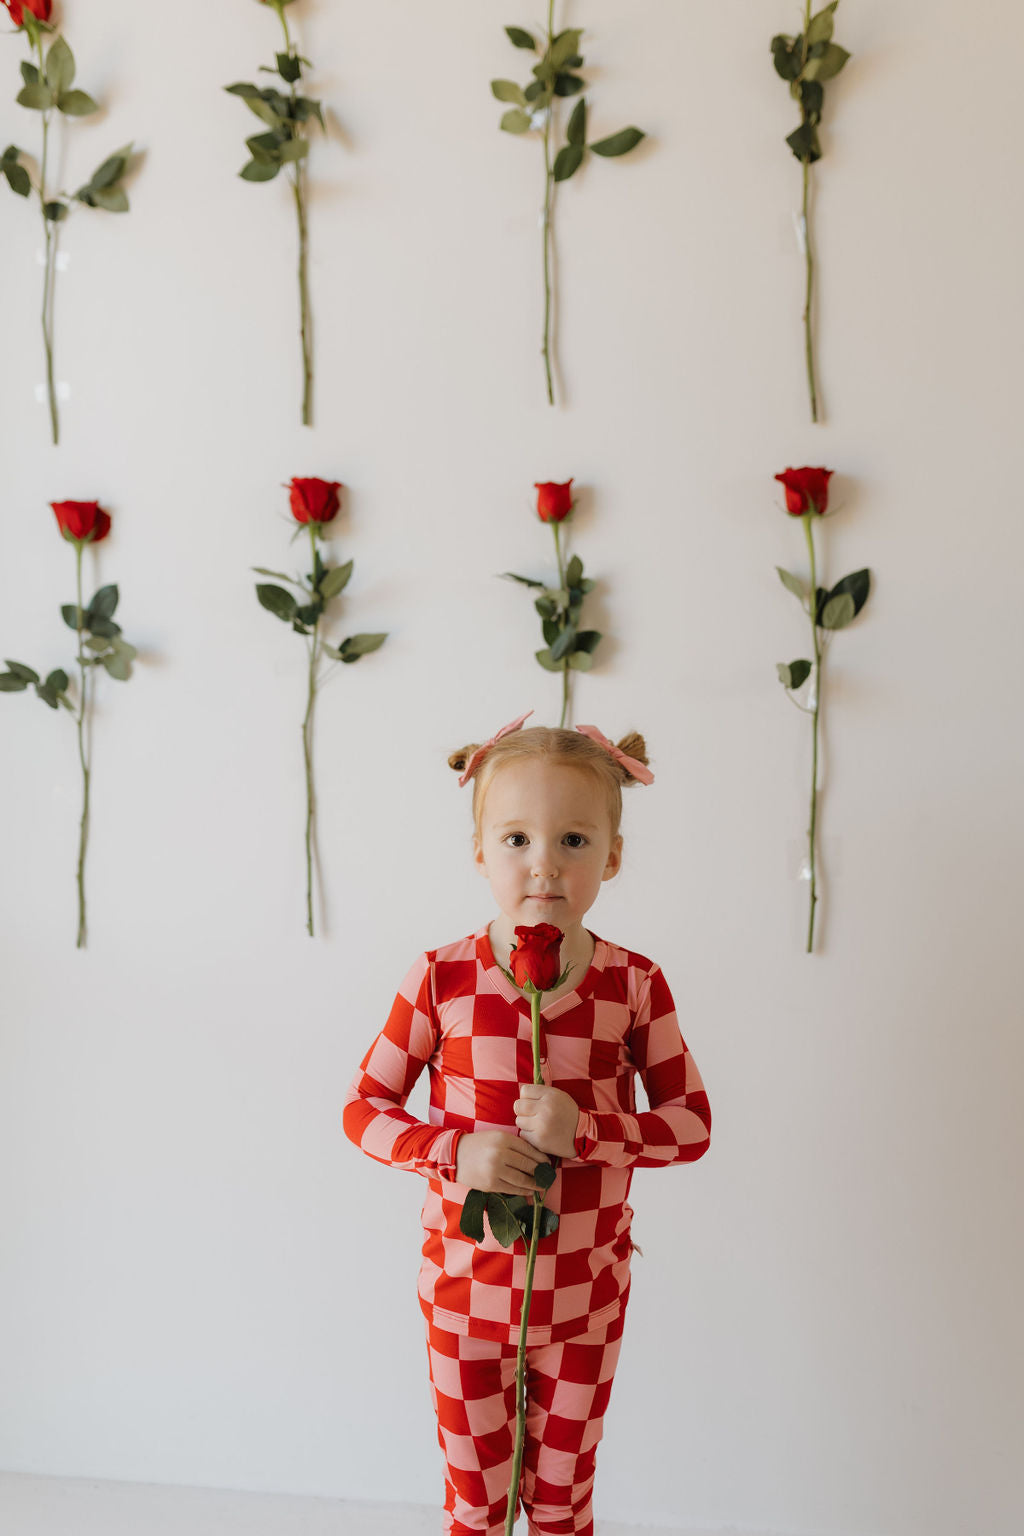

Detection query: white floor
(0, 1473), (704, 1536)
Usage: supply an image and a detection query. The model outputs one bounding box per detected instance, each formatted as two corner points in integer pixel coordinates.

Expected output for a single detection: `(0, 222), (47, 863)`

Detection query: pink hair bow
(575, 724), (654, 784)
(458, 710), (534, 786)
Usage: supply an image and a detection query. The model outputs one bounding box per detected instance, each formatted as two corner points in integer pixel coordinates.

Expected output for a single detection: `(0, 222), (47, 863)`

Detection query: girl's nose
(531, 850), (559, 877)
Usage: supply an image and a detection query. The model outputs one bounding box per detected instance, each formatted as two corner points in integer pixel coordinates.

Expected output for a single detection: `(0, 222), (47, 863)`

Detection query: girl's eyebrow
(494, 819), (598, 831)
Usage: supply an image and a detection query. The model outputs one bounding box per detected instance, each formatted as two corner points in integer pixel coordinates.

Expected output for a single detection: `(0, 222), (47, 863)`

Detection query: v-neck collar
(475, 924), (606, 1020)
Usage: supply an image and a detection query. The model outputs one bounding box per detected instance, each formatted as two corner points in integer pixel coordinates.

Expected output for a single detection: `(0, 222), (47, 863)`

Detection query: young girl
(343, 714), (711, 1535)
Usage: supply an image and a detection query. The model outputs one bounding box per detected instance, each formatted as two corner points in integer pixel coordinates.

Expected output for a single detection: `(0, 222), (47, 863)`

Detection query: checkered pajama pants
(425, 1309), (626, 1535)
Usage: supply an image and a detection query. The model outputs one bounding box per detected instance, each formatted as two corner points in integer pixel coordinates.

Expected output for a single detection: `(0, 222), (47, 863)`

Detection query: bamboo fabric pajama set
(344, 926), (711, 1536)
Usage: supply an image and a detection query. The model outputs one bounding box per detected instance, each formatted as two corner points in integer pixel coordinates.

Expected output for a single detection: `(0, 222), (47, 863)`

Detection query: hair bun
(617, 731), (649, 783)
(448, 744), (480, 774)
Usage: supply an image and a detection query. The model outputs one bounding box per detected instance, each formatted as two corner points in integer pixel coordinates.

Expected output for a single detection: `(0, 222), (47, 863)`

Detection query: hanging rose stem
(302, 522), (319, 936)
(32, 30), (60, 444)
(800, 0), (818, 423)
(551, 517), (569, 726)
(540, 0), (556, 406)
(504, 984), (545, 1536)
(803, 509), (822, 952)
(276, 1), (313, 426)
(73, 542), (90, 947)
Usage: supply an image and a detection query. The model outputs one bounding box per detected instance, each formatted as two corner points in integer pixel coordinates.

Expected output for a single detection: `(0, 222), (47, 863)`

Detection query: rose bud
(534, 480), (575, 523)
(2, 0), (53, 27)
(509, 923), (564, 992)
(288, 477), (342, 526)
(774, 467), (834, 516)
(51, 501), (112, 546)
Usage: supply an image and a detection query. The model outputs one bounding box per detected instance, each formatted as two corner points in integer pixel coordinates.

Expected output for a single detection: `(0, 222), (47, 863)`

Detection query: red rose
(289, 477), (342, 525)
(509, 923), (563, 992)
(774, 467), (834, 516)
(3, 0), (52, 26)
(534, 480), (574, 523)
(51, 501), (112, 545)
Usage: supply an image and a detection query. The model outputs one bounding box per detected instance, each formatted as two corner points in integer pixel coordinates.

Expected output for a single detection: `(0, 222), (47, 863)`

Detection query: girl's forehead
(482, 759), (607, 818)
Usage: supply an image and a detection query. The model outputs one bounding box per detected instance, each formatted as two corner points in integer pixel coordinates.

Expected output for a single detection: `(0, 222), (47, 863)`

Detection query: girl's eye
(564, 833), (587, 849)
(505, 833), (528, 848)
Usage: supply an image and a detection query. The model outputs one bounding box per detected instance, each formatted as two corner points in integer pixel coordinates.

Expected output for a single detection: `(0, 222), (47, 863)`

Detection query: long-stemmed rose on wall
(1, 1), (135, 445)
(0, 501), (137, 947)
(501, 480), (602, 728)
(459, 923), (568, 1536)
(227, 0), (323, 426)
(774, 467), (870, 953)
(253, 478), (387, 937)
(493, 8), (645, 405)
(770, 2), (850, 423)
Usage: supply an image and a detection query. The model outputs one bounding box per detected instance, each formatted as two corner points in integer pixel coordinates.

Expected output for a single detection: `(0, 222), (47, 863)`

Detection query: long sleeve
(343, 952), (462, 1181)
(573, 964), (711, 1169)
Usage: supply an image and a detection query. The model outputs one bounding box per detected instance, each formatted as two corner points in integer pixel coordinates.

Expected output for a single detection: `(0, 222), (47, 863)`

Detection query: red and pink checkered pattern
(343, 925), (711, 1345)
(425, 1308), (626, 1535)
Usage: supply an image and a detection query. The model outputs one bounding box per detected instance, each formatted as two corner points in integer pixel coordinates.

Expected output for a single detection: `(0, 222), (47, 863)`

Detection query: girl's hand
(514, 1084), (579, 1160)
(455, 1131), (551, 1196)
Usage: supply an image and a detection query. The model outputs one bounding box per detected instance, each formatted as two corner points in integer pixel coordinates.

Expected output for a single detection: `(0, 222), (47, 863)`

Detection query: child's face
(472, 758), (622, 938)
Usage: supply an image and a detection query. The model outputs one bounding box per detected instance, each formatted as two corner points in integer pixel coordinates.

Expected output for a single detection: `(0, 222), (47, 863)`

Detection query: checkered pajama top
(343, 926), (711, 1345)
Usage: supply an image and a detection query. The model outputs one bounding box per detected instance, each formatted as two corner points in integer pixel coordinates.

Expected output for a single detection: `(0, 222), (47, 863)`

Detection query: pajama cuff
(433, 1127), (463, 1182)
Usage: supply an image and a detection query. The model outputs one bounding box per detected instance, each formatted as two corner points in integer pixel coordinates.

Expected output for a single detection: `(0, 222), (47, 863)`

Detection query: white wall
(1, 2), (1021, 1533)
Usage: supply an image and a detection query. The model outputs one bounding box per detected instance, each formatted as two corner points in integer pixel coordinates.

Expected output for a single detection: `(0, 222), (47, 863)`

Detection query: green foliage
(777, 658), (813, 690)
(590, 126), (645, 157)
(226, 38), (324, 186)
(74, 146), (133, 212)
(1, 145), (30, 197)
(505, 26), (537, 51)
(776, 566), (810, 603)
(772, 3), (851, 163)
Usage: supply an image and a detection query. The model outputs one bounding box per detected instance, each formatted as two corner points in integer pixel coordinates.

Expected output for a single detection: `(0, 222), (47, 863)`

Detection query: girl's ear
(472, 833), (486, 873)
(602, 834), (623, 881)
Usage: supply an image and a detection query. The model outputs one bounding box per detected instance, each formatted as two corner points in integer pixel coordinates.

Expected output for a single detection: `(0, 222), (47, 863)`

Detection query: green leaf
(459, 1189), (487, 1242)
(338, 632), (387, 662)
(45, 668), (70, 692)
(553, 142), (584, 181)
(771, 34), (801, 82)
(252, 567), (298, 584)
(61, 605), (84, 631)
(0, 673), (29, 693)
(500, 571), (545, 588)
(278, 137), (309, 163)
(92, 148), (131, 189)
(246, 131), (284, 163)
(89, 585), (119, 620)
(541, 618), (561, 647)
(43, 200), (67, 220)
(776, 566), (809, 602)
(549, 29), (583, 73)
(534, 596), (557, 620)
(45, 36), (76, 96)
(829, 568), (871, 618)
(567, 651), (593, 671)
(565, 555), (583, 587)
(525, 1203), (559, 1241)
(277, 51), (301, 84)
(798, 79), (824, 122)
(566, 97), (587, 147)
(573, 629), (601, 653)
(20, 62), (39, 87)
(87, 615), (121, 640)
(820, 592), (856, 631)
(485, 1194), (528, 1248)
(500, 108), (532, 134)
(16, 83), (56, 111)
(804, 42), (850, 82)
(505, 26), (537, 50)
(806, 3), (839, 47)
(294, 600), (323, 626)
(491, 79), (527, 105)
(534, 1162), (556, 1191)
(58, 89), (99, 117)
(535, 647), (562, 672)
(4, 161), (30, 197)
(786, 121), (822, 163)
(101, 649), (132, 681)
(524, 79), (546, 104)
(240, 158), (281, 182)
(777, 658), (813, 690)
(4, 660), (39, 683)
(550, 626), (576, 662)
(256, 583), (298, 622)
(85, 636), (111, 653)
(88, 185), (129, 213)
(35, 683), (59, 709)
(318, 560), (354, 600)
(554, 73), (584, 97)
(590, 126), (645, 157)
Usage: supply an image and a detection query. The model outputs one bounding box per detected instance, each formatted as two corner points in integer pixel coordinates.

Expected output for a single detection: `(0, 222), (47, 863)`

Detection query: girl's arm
(573, 965), (711, 1169)
(343, 952), (463, 1181)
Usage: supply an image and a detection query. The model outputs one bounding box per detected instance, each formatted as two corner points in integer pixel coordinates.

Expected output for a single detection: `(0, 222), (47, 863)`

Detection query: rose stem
(803, 509), (822, 952)
(74, 543), (90, 947)
(504, 986), (546, 1536)
(277, 2), (313, 426)
(552, 519), (569, 727)
(800, 0), (818, 424)
(35, 32), (59, 444)
(302, 523), (319, 936)
(540, 0), (556, 406)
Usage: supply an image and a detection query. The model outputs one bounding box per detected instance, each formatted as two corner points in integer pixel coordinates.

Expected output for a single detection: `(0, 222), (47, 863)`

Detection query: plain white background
(1, 2), (1021, 1533)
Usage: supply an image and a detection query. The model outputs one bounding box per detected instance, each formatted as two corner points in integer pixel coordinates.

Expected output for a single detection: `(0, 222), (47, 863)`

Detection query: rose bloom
(775, 467), (834, 516)
(534, 480), (574, 523)
(51, 501), (112, 545)
(509, 922), (564, 992)
(289, 477), (342, 525)
(3, 0), (53, 27)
